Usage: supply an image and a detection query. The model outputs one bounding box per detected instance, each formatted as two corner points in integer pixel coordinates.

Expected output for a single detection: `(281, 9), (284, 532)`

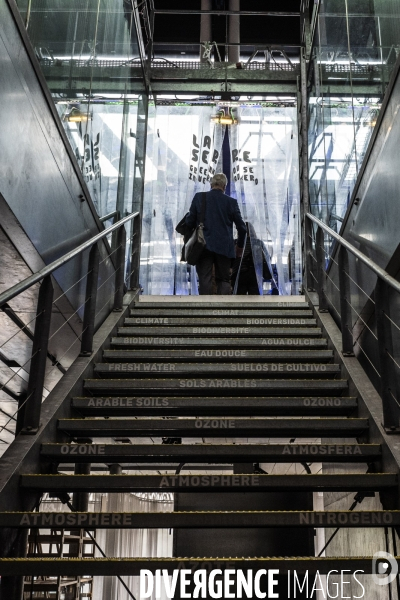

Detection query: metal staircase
(1, 294), (400, 598)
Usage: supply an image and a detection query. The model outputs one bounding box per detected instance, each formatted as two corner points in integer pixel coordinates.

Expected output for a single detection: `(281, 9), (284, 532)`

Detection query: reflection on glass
(15, 0), (148, 288)
(308, 96), (380, 227)
(15, 0), (146, 222)
(308, 0), (400, 226)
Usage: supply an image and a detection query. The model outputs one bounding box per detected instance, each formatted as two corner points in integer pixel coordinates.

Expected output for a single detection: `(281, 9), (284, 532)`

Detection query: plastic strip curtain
(57, 102), (138, 219)
(140, 105), (224, 295)
(229, 105), (302, 295)
(93, 492), (173, 600)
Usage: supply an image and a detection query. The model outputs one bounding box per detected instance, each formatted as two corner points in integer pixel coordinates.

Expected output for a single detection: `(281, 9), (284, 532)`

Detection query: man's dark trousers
(196, 249), (231, 295)
(236, 268), (260, 295)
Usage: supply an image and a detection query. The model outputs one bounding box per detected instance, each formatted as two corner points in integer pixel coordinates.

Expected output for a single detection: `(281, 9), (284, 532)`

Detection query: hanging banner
(188, 133), (220, 185)
(231, 147), (258, 186)
(140, 104), (301, 296)
(82, 130), (101, 211)
(140, 106), (224, 296)
(229, 105), (301, 295)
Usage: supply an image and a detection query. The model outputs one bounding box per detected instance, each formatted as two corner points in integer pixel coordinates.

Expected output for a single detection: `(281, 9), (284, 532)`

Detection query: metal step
(125, 317), (318, 326)
(130, 308), (314, 318)
(1, 556), (396, 576)
(20, 473), (397, 493)
(57, 417), (368, 438)
(93, 363), (341, 378)
(102, 349), (334, 363)
(111, 336), (329, 349)
(132, 301), (311, 309)
(2, 509), (397, 529)
(118, 326), (322, 337)
(83, 378), (348, 395)
(41, 443), (379, 463)
(1, 556), (397, 576)
(71, 396), (357, 417)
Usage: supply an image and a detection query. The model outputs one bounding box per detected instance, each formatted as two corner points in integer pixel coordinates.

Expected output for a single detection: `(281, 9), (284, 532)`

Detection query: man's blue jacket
(185, 188), (247, 259)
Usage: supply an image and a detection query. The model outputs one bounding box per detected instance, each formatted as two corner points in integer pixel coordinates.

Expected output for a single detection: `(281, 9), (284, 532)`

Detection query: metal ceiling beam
(150, 82), (299, 93)
(0, 510), (398, 529)
(41, 66), (299, 82)
(41, 64), (300, 95)
(153, 10), (300, 16)
(153, 42), (302, 47)
(149, 67), (299, 80)
(48, 82), (298, 95)
(0, 557), (396, 576)
(318, 85), (385, 95)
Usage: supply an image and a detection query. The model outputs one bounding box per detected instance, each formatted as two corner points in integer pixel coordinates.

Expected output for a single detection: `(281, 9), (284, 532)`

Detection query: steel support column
(113, 227), (127, 311)
(22, 275), (54, 433)
(102, 464), (123, 600)
(129, 213), (141, 289)
(338, 246), (354, 356)
(70, 461), (91, 598)
(0, 529), (28, 600)
(300, 0), (311, 59)
(375, 278), (400, 432)
(316, 226), (328, 312)
(130, 94), (149, 290)
(200, 0), (212, 62)
(300, 50), (311, 293)
(80, 243), (100, 356)
(228, 0), (240, 64)
(116, 94), (131, 220)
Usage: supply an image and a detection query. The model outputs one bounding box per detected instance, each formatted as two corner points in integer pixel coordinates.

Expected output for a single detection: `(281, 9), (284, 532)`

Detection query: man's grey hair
(211, 173), (227, 189)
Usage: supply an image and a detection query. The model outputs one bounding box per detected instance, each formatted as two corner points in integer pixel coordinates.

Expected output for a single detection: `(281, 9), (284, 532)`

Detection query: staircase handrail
(0, 212), (139, 308)
(306, 211), (400, 433)
(306, 212), (400, 295)
(0, 211), (140, 434)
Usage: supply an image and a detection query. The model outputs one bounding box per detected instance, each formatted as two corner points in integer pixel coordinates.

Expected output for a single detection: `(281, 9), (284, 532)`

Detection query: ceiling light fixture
(211, 107), (238, 125)
(63, 107), (89, 122)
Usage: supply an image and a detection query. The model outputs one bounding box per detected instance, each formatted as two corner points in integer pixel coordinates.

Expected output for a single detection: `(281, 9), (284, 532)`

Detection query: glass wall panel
(308, 0), (400, 227)
(16, 0), (147, 222)
(16, 0), (148, 288)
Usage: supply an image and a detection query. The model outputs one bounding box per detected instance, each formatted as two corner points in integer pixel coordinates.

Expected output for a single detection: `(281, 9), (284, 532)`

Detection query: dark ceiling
(152, 0), (302, 57)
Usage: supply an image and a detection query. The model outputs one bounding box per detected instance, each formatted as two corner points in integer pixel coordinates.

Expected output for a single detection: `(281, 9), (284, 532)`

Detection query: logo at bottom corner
(372, 551), (398, 586)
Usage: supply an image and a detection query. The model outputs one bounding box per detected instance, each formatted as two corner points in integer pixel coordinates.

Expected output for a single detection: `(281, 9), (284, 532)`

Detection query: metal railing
(39, 58), (298, 72)
(306, 212), (400, 432)
(99, 211), (119, 223)
(0, 212), (140, 436)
